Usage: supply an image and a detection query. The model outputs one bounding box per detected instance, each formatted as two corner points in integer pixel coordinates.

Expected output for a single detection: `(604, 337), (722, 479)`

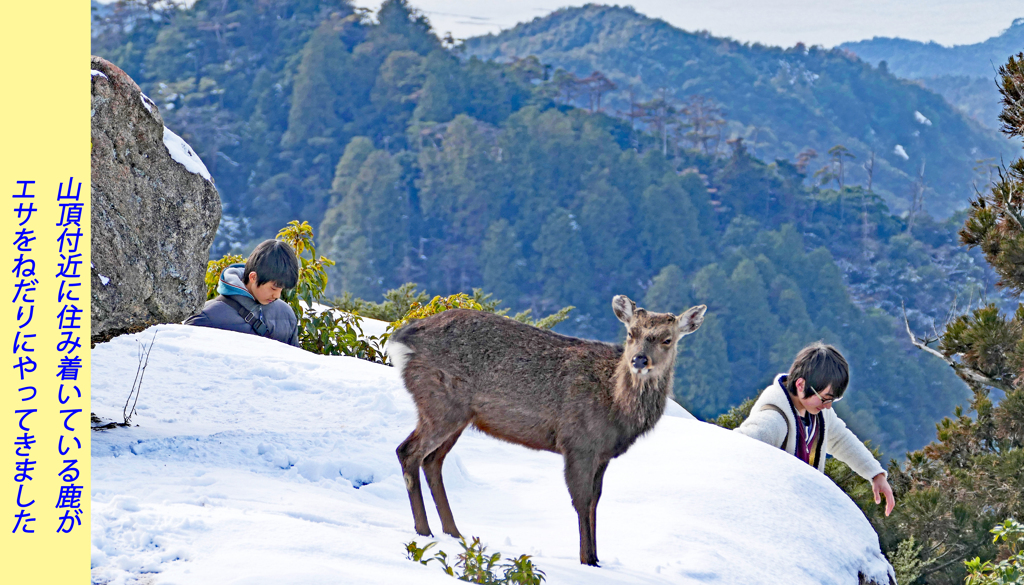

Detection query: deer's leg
(398, 367), (471, 537)
(422, 425), (466, 538)
(564, 452), (601, 566)
(397, 428), (433, 536)
(588, 460), (609, 564)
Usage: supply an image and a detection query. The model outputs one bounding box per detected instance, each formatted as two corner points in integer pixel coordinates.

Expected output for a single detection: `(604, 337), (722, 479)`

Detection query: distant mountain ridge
(840, 18), (1024, 128)
(463, 4), (1013, 217)
(841, 18), (1024, 80)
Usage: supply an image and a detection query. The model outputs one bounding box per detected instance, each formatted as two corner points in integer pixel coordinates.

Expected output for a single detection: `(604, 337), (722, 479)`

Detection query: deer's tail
(388, 339), (414, 377)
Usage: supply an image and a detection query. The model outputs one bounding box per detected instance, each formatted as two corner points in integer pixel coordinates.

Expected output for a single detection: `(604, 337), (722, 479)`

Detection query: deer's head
(612, 295), (707, 378)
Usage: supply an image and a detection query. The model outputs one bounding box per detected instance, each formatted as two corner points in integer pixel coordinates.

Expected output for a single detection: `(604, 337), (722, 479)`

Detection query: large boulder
(90, 56), (221, 343)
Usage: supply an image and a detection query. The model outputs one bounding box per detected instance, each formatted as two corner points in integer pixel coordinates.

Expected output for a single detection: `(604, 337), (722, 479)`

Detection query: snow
(893, 144), (909, 160)
(162, 126), (212, 182)
(913, 111), (932, 126)
(91, 324), (893, 585)
(91, 69), (108, 80)
(99, 274), (110, 286)
(140, 93), (157, 114)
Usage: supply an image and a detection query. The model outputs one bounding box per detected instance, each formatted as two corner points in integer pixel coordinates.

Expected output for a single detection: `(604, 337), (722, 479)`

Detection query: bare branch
(901, 302), (1014, 394)
(123, 330), (158, 425)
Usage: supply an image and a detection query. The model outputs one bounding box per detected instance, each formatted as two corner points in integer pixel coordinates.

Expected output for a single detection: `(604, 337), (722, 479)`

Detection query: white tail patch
(388, 340), (413, 376)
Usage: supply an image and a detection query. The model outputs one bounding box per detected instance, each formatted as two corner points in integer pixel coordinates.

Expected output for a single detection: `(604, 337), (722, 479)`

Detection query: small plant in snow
(404, 537), (546, 585)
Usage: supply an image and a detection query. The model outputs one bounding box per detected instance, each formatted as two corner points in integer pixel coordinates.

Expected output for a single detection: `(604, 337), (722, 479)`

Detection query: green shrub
(965, 519), (1024, 585)
(709, 396), (756, 429)
(327, 283), (574, 365)
(391, 293), (485, 330)
(204, 253), (244, 300)
(510, 305), (574, 330)
(336, 285), (574, 331)
(887, 537), (926, 585)
(331, 282), (430, 323)
(405, 537), (546, 585)
(275, 220), (392, 362)
(297, 306), (389, 363)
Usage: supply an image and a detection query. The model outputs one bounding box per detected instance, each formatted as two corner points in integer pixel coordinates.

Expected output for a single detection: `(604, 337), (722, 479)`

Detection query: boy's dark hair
(244, 239), (299, 289)
(786, 341), (849, 399)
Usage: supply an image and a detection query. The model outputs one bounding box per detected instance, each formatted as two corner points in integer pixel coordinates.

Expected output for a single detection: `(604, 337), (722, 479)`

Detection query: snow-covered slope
(91, 324), (893, 585)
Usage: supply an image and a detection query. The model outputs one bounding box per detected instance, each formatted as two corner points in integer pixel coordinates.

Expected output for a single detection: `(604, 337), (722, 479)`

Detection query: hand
(872, 473), (895, 517)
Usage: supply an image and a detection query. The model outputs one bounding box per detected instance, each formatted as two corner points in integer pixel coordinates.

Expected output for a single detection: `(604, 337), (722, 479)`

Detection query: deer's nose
(632, 355), (648, 370)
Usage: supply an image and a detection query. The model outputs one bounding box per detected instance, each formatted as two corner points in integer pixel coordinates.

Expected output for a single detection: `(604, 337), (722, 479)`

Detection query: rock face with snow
(90, 56), (221, 343)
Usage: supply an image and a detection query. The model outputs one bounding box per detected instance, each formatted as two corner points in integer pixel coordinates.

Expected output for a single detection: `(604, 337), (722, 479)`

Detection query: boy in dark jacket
(184, 239), (300, 346)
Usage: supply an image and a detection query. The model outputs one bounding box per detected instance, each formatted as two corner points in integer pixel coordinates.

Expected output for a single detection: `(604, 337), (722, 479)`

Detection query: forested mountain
(462, 4), (1013, 218)
(91, 0), (1006, 459)
(840, 18), (1024, 130)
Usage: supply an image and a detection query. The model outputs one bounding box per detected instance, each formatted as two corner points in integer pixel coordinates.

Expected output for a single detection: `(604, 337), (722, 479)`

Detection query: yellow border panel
(0, 0), (91, 581)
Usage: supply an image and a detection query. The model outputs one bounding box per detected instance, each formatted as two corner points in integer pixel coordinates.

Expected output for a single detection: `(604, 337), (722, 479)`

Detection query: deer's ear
(677, 305), (707, 336)
(612, 295), (636, 325)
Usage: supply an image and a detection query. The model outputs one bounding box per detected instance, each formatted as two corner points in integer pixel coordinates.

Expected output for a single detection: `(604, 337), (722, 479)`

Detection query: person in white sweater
(735, 342), (895, 516)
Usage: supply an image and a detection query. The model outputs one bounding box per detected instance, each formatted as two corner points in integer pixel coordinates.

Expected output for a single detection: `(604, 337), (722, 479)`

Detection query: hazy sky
(351, 0), (1024, 48)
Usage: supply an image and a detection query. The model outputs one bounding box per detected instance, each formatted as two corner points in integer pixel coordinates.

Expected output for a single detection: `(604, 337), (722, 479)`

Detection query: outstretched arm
(827, 416), (885, 479)
(828, 416), (894, 515)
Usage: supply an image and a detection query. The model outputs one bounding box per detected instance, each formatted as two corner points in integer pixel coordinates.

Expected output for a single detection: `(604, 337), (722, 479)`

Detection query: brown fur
(391, 296), (706, 566)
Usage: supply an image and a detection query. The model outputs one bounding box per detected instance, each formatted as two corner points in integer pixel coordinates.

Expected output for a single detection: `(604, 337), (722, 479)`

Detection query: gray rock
(91, 56), (221, 343)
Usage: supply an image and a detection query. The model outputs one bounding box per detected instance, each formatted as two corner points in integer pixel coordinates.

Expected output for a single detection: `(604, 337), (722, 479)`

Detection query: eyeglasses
(807, 383), (842, 405)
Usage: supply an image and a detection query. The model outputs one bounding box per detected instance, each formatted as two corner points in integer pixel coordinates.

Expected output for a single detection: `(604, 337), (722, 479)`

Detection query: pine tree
(416, 115), (499, 245)
(374, 0), (440, 56)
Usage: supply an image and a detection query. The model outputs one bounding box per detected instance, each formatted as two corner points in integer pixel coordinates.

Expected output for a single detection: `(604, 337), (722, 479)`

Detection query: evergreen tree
(412, 50), (457, 123)
(675, 313), (732, 418)
(574, 170), (641, 301)
(715, 139), (785, 221)
(638, 173), (708, 272)
(282, 17), (354, 149)
(370, 50), (426, 143)
(320, 147), (410, 297)
(373, 0), (439, 56)
(416, 115), (500, 245)
(480, 219), (528, 307)
(643, 264), (690, 315)
(722, 258), (782, 402)
(534, 207), (592, 311)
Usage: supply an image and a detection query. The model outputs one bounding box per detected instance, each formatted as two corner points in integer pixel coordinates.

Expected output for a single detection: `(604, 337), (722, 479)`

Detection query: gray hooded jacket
(183, 264), (299, 347)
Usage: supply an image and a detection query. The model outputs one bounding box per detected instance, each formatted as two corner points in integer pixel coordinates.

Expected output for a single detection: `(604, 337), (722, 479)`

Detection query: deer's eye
(662, 338), (672, 345)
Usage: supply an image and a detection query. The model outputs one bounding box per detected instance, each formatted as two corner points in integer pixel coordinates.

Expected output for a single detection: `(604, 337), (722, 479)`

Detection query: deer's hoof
(443, 527), (461, 539)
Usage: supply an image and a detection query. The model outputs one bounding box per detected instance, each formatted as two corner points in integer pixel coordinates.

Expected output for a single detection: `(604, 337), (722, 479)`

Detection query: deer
(389, 295), (706, 566)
